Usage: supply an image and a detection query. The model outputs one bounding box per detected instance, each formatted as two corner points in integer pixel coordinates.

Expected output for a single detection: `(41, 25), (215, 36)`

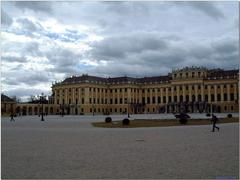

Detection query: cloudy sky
(1, 1), (239, 101)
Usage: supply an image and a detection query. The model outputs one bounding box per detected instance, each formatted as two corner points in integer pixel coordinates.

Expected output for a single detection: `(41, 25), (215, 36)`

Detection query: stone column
(166, 87), (169, 103)
(150, 88), (152, 104)
(227, 84), (230, 101)
(160, 88), (163, 104)
(220, 84), (224, 102)
(208, 85), (211, 103)
(214, 85), (217, 103)
(183, 85), (186, 102)
(177, 86), (180, 102)
(234, 83), (237, 101)
(201, 84), (204, 101)
(155, 88), (158, 105)
(189, 85), (192, 102)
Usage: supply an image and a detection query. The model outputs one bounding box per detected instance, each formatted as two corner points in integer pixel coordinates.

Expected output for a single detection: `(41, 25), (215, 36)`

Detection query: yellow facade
(50, 67), (239, 115)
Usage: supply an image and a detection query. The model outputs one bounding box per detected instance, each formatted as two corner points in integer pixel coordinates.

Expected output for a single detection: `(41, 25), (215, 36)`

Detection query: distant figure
(10, 113), (15, 122)
(211, 115), (219, 132)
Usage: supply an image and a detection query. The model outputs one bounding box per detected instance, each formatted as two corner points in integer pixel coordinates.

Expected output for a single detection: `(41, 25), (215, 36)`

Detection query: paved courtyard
(1, 114), (239, 179)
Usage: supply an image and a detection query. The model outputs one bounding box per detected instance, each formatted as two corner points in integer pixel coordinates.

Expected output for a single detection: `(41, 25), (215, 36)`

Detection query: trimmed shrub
(227, 114), (232, 118)
(122, 118), (130, 125)
(105, 117), (112, 123)
(175, 113), (190, 124)
(206, 113), (211, 117)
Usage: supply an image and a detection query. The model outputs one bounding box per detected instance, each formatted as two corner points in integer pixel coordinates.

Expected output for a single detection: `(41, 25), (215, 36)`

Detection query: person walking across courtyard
(10, 113), (15, 122)
(211, 114), (219, 132)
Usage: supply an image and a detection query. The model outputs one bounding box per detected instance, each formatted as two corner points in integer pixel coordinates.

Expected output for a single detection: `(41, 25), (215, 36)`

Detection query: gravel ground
(1, 114), (239, 179)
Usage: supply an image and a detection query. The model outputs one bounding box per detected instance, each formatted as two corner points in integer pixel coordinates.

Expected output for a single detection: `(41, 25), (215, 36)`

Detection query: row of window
(56, 93), (237, 105)
(174, 71), (204, 78)
(55, 84), (236, 96)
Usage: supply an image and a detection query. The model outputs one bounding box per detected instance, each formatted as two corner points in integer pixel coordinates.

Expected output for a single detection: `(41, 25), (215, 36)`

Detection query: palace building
(49, 67), (239, 115)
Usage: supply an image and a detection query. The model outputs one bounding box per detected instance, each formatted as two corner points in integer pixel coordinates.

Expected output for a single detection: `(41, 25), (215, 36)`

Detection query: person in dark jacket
(211, 114), (219, 132)
(10, 113), (15, 122)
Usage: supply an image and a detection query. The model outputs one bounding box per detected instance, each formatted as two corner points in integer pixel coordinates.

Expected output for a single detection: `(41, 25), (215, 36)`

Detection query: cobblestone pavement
(1, 114), (239, 179)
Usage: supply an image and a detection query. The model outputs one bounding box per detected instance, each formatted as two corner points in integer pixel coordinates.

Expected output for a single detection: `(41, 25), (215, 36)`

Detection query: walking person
(10, 113), (15, 122)
(211, 114), (219, 132)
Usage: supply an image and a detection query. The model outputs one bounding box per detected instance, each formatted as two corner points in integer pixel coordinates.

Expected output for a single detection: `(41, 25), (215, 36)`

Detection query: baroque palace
(2, 67), (239, 116)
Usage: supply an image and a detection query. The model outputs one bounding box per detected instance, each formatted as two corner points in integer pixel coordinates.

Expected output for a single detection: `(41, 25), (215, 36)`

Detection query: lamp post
(125, 99), (130, 118)
(40, 93), (44, 121)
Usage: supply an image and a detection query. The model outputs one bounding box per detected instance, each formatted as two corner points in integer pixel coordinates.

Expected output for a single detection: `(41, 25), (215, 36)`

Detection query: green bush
(122, 118), (130, 125)
(105, 117), (112, 123)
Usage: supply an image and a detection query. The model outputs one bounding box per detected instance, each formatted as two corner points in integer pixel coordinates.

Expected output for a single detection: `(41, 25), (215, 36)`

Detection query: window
(120, 98), (123, 104)
(115, 89), (117, 93)
(163, 96), (166, 103)
(180, 95), (183, 102)
(125, 88), (127, 92)
(205, 95), (208, 102)
(186, 86), (189, 91)
(198, 72), (201, 77)
(224, 93), (227, 101)
(198, 85), (201, 90)
(217, 94), (221, 101)
(168, 96), (172, 102)
(192, 95), (195, 102)
(147, 97), (150, 104)
(115, 98), (118, 104)
(152, 97), (155, 104)
(230, 93), (234, 101)
(186, 73), (188, 77)
(211, 94), (215, 102)
(174, 96), (177, 102)
(158, 97), (161, 103)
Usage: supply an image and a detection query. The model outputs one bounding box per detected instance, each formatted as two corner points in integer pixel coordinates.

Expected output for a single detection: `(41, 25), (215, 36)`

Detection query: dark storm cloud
(90, 32), (168, 60)
(45, 48), (82, 75)
(14, 1), (52, 13)
(86, 36), (238, 78)
(1, 54), (27, 63)
(183, 2), (224, 20)
(1, 10), (13, 26)
(5, 88), (49, 99)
